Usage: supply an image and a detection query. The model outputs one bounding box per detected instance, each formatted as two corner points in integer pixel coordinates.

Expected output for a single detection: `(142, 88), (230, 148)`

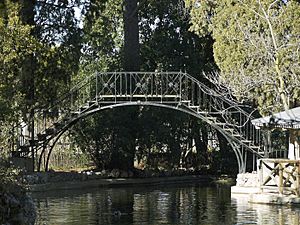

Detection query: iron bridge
(14, 72), (267, 172)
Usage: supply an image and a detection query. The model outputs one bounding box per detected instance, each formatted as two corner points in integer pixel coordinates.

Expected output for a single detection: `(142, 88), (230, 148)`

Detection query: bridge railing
(178, 72), (264, 154)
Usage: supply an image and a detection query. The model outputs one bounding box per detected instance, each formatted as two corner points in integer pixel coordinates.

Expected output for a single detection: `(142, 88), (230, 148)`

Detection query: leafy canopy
(0, 1), (36, 122)
(186, 0), (300, 114)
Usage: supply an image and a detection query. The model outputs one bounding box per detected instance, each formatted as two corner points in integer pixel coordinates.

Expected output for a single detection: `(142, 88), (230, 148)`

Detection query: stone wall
(235, 173), (259, 187)
(0, 191), (36, 225)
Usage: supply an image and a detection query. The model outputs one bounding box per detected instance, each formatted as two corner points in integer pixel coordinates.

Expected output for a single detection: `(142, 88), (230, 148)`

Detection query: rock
(164, 171), (172, 177)
(22, 194), (36, 225)
(95, 171), (102, 176)
(36, 172), (48, 184)
(236, 173), (259, 187)
(8, 194), (20, 209)
(128, 170), (134, 178)
(144, 169), (157, 178)
(81, 173), (88, 181)
(101, 170), (108, 177)
(24, 174), (39, 185)
(0, 192), (36, 225)
(120, 170), (128, 178)
(110, 169), (120, 178)
(10, 212), (24, 224)
(86, 171), (93, 176)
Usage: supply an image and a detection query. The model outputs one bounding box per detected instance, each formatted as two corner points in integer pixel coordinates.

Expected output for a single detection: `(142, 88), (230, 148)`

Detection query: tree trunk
(19, 0), (36, 171)
(123, 0), (140, 71)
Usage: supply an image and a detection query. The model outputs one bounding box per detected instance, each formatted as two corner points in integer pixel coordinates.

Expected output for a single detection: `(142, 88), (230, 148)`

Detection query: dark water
(32, 182), (300, 225)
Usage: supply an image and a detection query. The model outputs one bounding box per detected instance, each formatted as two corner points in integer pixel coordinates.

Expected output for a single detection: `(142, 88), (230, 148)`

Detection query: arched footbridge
(14, 72), (266, 172)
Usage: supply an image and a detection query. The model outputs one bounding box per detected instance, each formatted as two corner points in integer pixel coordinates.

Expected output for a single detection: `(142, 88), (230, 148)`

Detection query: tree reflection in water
(33, 183), (300, 225)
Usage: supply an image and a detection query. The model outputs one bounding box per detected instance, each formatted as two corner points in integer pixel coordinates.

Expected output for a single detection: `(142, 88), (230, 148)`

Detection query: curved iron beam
(44, 102), (244, 172)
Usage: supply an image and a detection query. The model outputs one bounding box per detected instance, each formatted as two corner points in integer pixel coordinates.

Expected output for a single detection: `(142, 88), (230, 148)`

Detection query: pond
(32, 182), (300, 225)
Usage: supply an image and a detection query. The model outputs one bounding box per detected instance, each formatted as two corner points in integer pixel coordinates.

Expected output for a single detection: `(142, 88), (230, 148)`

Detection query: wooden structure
(252, 107), (300, 195)
(258, 158), (300, 196)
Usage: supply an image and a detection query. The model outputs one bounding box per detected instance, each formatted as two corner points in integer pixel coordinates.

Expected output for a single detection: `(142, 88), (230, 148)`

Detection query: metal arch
(43, 102), (247, 172)
(15, 71), (266, 172)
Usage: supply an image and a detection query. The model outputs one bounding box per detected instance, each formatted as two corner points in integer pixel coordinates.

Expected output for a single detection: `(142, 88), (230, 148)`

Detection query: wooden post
(259, 159), (263, 192)
(279, 163), (283, 195)
(297, 162), (300, 197)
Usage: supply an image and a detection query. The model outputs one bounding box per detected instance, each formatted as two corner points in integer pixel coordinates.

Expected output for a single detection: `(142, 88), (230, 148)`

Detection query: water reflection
(231, 194), (300, 225)
(33, 183), (300, 225)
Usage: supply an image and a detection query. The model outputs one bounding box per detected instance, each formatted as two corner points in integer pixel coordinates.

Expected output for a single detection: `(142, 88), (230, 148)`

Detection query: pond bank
(0, 192), (36, 225)
(0, 165), (36, 225)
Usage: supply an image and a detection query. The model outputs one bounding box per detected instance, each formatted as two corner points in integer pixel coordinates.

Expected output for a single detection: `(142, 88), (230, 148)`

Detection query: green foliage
(0, 160), (31, 225)
(0, 161), (25, 194)
(34, 0), (82, 108)
(186, 0), (300, 114)
(0, 0), (82, 152)
(0, 1), (36, 122)
(79, 0), (123, 75)
(71, 106), (214, 171)
(70, 107), (139, 170)
(134, 107), (209, 170)
(139, 0), (216, 77)
(0, 0), (82, 112)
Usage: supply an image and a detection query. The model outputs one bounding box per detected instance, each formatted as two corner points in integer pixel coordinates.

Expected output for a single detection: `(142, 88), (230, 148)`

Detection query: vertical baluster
(191, 81), (194, 106)
(160, 72), (163, 102)
(89, 75), (91, 102)
(165, 73), (168, 99)
(119, 72), (121, 97)
(240, 113), (242, 136)
(124, 72), (127, 97)
(130, 72), (132, 101)
(150, 72), (153, 97)
(96, 72), (98, 102)
(197, 85), (200, 107)
(114, 72), (117, 103)
(179, 72), (182, 102)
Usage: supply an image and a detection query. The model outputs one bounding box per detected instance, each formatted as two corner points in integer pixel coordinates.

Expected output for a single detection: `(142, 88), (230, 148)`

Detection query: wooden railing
(258, 158), (300, 196)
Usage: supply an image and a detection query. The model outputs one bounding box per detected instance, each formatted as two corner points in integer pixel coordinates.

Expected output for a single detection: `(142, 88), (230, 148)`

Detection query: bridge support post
(227, 141), (246, 174)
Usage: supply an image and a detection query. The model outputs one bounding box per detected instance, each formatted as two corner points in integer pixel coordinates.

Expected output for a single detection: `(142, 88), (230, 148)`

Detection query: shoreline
(28, 175), (232, 192)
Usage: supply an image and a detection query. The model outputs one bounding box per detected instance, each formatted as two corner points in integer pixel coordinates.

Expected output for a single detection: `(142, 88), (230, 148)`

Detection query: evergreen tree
(71, 0), (219, 171)
(186, 0), (300, 114)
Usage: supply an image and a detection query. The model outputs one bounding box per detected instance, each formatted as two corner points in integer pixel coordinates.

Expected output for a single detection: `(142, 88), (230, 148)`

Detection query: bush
(0, 161), (25, 193)
(0, 160), (35, 225)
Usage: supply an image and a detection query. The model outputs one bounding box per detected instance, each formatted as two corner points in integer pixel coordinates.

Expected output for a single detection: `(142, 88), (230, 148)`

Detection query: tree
(70, 0), (229, 172)
(70, 108), (139, 170)
(0, 0), (82, 114)
(0, 1), (37, 155)
(139, 0), (215, 77)
(80, 0), (123, 75)
(0, 1), (36, 121)
(0, 0), (82, 157)
(186, 0), (300, 114)
(33, 0), (82, 108)
(124, 0), (139, 71)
